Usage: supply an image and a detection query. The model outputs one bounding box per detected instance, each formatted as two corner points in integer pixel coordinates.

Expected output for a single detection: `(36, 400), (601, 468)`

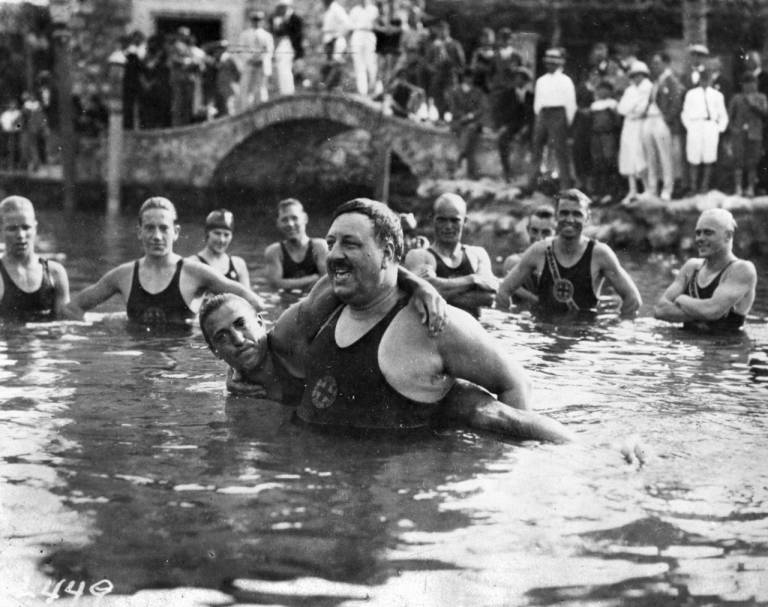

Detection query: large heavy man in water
(65, 197), (263, 325)
(200, 199), (573, 442)
(496, 189), (641, 317)
(0, 195), (70, 322)
(404, 193), (498, 318)
(654, 208), (756, 332)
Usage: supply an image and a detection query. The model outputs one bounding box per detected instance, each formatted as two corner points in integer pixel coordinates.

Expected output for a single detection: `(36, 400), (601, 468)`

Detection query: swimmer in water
(201, 198), (574, 443)
(498, 204), (557, 307)
(0, 195), (70, 322)
(64, 196), (264, 327)
(264, 198), (328, 291)
(189, 209), (250, 288)
(497, 189), (642, 317)
(654, 208), (757, 332)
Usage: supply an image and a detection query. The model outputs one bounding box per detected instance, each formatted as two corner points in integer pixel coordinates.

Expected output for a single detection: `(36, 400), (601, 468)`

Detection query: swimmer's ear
(381, 238), (395, 267)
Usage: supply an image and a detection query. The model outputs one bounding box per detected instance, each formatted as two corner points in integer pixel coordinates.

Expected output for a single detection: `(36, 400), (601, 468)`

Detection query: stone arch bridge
(120, 92), (508, 194)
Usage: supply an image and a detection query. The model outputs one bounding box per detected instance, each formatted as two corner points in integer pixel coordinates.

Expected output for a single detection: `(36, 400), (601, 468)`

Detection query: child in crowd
(728, 71), (768, 197)
(589, 80), (620, 204)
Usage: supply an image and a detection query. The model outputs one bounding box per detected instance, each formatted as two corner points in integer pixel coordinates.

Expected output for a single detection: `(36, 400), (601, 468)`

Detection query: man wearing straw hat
(525, 48), (576, 194)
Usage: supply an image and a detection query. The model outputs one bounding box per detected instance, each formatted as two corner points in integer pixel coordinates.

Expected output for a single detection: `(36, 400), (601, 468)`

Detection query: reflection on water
(1, 209), (768, 605)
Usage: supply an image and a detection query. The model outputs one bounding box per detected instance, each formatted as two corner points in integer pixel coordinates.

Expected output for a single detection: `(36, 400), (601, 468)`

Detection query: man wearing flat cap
(526, 48), (576, 194)
(237, 9), (274, 110)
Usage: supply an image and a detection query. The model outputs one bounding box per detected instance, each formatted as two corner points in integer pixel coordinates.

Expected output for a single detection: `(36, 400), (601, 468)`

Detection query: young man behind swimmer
(200, 199), (573, 443)
(64, 197), (264, 326)
(0, 195), (70, 321)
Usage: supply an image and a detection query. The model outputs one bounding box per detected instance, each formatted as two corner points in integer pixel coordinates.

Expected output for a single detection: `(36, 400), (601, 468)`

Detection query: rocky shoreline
(410, 179), (768, 261)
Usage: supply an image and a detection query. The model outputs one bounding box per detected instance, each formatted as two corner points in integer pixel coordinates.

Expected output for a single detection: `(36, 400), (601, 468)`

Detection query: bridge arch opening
(210, 119), (418, 210)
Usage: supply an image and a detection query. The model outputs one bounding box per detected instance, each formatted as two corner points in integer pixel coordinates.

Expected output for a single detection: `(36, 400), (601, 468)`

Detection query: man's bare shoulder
(264, 241), (282, 259)
(729, 259), (758, 282)
(404, 247), (434, 267)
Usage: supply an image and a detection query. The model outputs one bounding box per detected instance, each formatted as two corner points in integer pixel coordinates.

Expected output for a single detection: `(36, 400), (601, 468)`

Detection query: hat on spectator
(688, 43), (710, 56)
(511, 66), (533, 80)
(628, 60), (650, 76)
(205, 209), (235, 232)
(543, 48), (565, 65)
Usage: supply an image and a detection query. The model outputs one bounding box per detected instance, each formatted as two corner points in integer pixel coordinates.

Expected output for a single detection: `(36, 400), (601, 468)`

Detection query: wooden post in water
(106, 53), (125, 215)
(374, 141), (392, 204)
(50, 0), (76, 212)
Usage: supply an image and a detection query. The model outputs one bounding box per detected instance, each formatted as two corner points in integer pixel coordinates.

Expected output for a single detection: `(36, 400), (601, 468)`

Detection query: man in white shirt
(270, 0), (304, 96)
(237, 10), (274, 110)
(349, 0), (379, 96)
(526, 48), (576, 194)
(681, 69), (728, 194)
(320, 0), (351, 90)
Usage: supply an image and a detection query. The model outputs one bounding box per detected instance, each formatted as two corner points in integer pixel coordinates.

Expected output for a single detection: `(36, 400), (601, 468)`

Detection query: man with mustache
(497, 189), (641, 318)
(0, 195), (70, 322)
(654, 208), (756, 332)
(404, 193), (497, 318)
(201, 198), (573, 442)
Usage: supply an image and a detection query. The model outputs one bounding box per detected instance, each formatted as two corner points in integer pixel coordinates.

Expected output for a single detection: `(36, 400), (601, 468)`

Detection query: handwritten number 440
(14, 578), (114, 603)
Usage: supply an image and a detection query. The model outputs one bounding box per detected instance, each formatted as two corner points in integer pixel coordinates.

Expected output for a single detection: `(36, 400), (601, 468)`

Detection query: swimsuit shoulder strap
(196, 254), (209, 266)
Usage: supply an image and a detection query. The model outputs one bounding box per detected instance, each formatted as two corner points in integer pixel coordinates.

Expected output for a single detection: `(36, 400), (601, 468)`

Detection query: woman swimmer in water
(190, 209), (251, 288)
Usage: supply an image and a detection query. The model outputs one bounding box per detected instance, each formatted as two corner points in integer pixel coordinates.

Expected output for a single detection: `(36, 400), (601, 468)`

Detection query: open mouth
(328, 262), (353, 282)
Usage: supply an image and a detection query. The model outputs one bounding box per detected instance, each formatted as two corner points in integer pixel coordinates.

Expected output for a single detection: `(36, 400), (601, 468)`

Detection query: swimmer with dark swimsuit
(655, 208), (756, 332)
(498, 189), (641, 318)
(201, 199), (573, 443)
(264, 198), (328, 291)
(64, 197), (264, 327)
(0, 196), (70, 322)
(190, 209), (250, 288)
(404, 193), (498, 318)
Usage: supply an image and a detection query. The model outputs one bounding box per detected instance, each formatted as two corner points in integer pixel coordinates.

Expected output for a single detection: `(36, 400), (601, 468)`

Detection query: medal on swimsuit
(545, 246), (581, 312)
(311, 375), (338, 409)
(552, 278), (576, 304)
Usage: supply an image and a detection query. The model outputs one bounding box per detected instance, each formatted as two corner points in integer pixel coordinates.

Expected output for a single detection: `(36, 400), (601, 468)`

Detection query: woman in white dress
(617, 61), (653, 203)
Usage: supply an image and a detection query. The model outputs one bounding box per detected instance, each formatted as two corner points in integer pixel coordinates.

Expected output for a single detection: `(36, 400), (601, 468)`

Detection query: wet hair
(700, 208), (737, 234)
(138, 196), (178, 225)
(433, 192), (467, 215)
(332, 198), (404, 261)
(205, 208), (234, 232)
(199, 293), (249, 351)
(554, 188), (592, 212)
(0, 195), (35, 219)
(277, 198), (304, 214)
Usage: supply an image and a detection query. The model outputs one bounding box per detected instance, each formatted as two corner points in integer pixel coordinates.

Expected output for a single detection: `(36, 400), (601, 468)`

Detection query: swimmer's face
(527, 215), (556, 243)
(204, 299), (268, 372)
(432, 198), (466, 247)
(206, 228), (233, 254)
(325, 212), (394, 307)
(555, 198), (589, 239)
(694, 215), (732, 259)
(277, 204), (308, 241)
(1, 206), (37, 259)
(138, 208), (179, 257)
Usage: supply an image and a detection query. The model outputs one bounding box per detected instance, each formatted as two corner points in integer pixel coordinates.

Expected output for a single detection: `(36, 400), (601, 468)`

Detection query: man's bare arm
(596, 244), (642, 316)
(654, 261), (697, 322)
(496, 244), (541, 309)
(675, 261), (756, 320)
(440, 380), (574, 443)
(48, 260), (71, 318)
(63, 265), (126, 319)
(193, 263), (265, 310)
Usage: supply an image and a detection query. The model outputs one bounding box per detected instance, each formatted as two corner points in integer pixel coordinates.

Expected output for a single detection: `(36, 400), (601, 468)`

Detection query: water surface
(1, 208), (768, 606)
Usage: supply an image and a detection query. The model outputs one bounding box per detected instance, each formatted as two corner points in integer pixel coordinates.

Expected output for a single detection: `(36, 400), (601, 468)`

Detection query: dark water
(2, 208), (768, 606)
